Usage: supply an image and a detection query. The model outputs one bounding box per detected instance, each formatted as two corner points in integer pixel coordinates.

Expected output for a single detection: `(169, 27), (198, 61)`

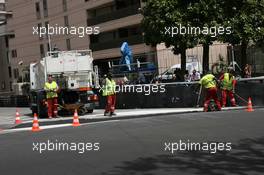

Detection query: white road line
(0, 107), (248, 135)
(0, 119), (121, 134)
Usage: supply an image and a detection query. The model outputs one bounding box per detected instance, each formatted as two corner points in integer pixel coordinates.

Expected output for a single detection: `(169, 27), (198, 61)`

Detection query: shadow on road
(102, 137), (264, 175)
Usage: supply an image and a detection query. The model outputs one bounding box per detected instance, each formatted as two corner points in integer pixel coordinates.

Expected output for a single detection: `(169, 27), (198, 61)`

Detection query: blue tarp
(120, 42), (133, 71)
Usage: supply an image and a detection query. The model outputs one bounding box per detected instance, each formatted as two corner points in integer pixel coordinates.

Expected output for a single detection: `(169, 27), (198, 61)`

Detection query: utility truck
(29, 50), (99, 117)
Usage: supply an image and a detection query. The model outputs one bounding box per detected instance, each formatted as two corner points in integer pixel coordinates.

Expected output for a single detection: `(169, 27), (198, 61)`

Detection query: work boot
(104, 112), (109, 116)
(110, 112), (116, 116)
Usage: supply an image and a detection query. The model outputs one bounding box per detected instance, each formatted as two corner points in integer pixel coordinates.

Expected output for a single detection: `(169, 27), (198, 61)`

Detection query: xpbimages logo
(98, 84), (166, 96)
(164, 140), (232, 154)
(164, 24), (232, 38)
(32, 140), (100, 154)
(32, 24), (100, 38)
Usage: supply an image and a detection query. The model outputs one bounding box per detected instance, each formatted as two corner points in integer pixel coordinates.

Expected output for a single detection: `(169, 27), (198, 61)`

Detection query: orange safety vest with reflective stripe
(44, 81), (58, 99)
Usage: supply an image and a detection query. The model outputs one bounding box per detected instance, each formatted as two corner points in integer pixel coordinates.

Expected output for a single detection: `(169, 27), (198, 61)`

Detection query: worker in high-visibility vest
(44, 75), (59, 118)
(199, 72), (222, 112)
(102, 73), (116, 116)
(219, 69), (237, 107)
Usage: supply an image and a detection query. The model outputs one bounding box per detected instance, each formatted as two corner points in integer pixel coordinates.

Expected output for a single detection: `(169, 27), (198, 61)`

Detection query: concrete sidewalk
(0, 106), (248, 130)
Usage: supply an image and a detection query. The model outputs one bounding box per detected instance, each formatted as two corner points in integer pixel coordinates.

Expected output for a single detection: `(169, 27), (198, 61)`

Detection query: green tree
(187, 0), (224, 73)
(141, 0), (198, 73)
(220, 0), (264, 69)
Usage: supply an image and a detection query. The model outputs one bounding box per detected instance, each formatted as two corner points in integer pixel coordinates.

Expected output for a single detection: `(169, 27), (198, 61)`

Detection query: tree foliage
(142, 0), (199, 72)
(220, 0), (264, 68)
(142, 0), (264, 73)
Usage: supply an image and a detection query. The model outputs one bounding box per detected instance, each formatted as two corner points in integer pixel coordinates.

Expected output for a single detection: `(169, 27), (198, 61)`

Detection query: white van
(155, 62), (202, 82)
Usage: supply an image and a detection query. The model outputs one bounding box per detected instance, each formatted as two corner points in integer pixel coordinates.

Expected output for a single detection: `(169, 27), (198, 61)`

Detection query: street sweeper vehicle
(29, 50), (99, 118)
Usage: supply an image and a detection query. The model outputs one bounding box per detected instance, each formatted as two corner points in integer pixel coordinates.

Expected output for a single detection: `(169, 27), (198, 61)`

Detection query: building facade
(0, 0), (12, 93)
(6, 0), (157, 80)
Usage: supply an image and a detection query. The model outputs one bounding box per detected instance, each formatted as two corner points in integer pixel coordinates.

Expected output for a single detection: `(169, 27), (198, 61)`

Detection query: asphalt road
(0, 109), (264, 175)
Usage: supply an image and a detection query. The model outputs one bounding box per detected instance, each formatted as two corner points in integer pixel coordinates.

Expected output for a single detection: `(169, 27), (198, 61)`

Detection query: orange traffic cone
(15, 109), (22, 124)
(72, 109), (80, 127)
(32, 113), (41, 132)
(246, 97), (254, 112)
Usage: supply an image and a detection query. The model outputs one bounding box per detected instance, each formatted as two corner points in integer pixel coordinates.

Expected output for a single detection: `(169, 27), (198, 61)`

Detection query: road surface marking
(0, 119), (121, 134)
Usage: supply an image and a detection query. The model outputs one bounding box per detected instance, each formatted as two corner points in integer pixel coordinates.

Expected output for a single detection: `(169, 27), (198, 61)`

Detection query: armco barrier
(97, 78), (264, 109)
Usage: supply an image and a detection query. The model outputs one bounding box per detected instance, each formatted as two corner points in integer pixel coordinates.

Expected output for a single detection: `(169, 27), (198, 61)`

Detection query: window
(35, 2), (41, 19)
(66, 39), (71, 50)
(130, 26), (141, 35)
(5, 36), (9, 47)
(0, 3), (5, 11)
(43, 0), (48, 17)
(63, 0), (67, 12)
(8, 66), (12, 78)
(90, 35), (99, 44)
(11, 50), (17, 58)
(13, 68), (19, 79)
(10, 82), (13, 91)
(40, 44), (45, 58)
(1, 82), (6, 90)
(116, 0), (140, 9)
(64, 16), (69, 27)
(6, 51), (10, 64)
(47, 43), (50, 52)
(38, 23), (42, 39)
(45, 21), (49, 38)
(118, 28), (129, 38)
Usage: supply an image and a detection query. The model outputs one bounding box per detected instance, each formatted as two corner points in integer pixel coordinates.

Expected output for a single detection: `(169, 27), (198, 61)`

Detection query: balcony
(87, 4), (140, 26)
(90, 34), (143, 51)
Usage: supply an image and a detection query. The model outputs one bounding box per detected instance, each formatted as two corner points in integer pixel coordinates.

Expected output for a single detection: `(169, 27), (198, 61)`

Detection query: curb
(11, 106), (253, 130)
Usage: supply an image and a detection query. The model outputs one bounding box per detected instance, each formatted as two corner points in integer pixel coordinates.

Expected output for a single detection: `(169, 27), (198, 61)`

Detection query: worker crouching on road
(102, 73), (117, 116)
(44, 75), (59, 118)
(219, 69), (237, 107)
(199, 72), (222, 112)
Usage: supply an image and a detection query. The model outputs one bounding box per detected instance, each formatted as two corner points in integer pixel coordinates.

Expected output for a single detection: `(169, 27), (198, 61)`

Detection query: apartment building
(0, 0), (12, 93)
(6, 0), (157, 80)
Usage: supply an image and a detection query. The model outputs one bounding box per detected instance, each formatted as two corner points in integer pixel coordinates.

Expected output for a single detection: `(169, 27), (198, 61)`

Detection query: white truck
(29, 50), (99, 117)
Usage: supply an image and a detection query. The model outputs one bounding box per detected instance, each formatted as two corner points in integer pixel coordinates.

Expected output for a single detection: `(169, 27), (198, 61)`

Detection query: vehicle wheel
(78, 108), (86, 116)
(87, 109), (93, 113)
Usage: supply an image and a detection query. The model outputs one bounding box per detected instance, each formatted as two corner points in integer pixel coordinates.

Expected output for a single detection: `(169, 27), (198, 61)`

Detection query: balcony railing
(90, 34), (143, 51)
(87, 4), (140, 26)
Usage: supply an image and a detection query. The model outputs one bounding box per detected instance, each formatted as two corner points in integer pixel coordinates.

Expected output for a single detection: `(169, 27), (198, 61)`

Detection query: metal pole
(234, 93), (248, 104)
(196, 85), (202, 107)
(48, 34), (52, 53)
(232, 45), (235, 70)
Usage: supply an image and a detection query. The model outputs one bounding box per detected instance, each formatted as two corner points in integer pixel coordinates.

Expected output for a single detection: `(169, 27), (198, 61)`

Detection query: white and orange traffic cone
(72, 109), (80, 127)
(246, 97), (254, 112)
(15, 109), (22, 124)
(32, 113), (41, 132)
